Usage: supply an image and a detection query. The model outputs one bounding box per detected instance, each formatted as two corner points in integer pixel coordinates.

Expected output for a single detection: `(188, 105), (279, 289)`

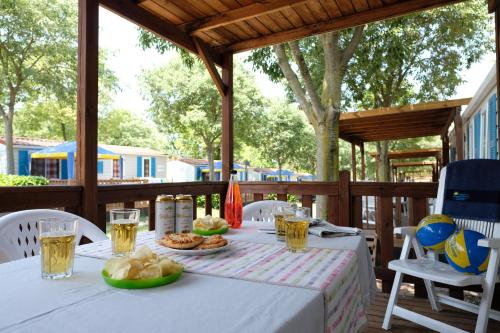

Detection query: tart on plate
(159, 232), (204, 249)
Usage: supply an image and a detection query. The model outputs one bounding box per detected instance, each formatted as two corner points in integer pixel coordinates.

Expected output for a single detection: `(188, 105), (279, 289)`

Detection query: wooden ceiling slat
(267, 11), (295, 31)
(280, 7), (306, 28)
(140, 1), (184, 25)
(205, 0), (232, 12)
(253, 14), (286, 33)
(366, 0), (384, 9)
(369, 149), (442, 159)
(223, 23), (255, 40)
(351, 0), (371, 12)
(293, 3), (318, 25)
(305, 2), (332, 21)
(334, 0), (356, 15)
(153, 0), (197, 21)
(222, 0), (464, 53)
(244, 17), (273, 35)
(186, 0), (220, 16)
(319, 0), (343, 18)
(340, 111), (451, 126)
(232, 21), (260, 38)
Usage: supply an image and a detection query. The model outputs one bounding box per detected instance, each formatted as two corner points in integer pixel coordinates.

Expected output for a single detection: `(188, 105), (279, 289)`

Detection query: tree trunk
(315, 122), (333, 219)
(3, 113), (15, 174)
(278, 163), (283, 181)
(206, 144), (215, 181)
(376, 141), (391, 181)
(61, 123), (68, 141)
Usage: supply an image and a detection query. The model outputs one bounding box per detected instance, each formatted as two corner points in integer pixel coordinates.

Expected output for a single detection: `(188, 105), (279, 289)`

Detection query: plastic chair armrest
(394, 227), (417, 236)
(478, 238), (500, 249)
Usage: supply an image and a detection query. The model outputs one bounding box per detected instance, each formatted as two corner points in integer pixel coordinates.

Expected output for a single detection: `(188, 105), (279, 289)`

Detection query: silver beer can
(155, 195), (175, 240)
(175, 194), (193, 233)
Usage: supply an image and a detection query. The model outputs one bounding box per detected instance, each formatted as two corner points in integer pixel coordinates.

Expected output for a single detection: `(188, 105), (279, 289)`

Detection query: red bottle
(224, 170), (243, 228)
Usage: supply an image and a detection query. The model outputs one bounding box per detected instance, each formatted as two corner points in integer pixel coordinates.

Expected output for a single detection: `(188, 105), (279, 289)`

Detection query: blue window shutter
(488, 94), (498, 159)
(18, 150), (29, 175)
(97, 161), (104, 174)
(151, 157), (156, 177)
(136, 156), (143, 177)
(474, 112), (481, 158)
(61, 159), (68, 179)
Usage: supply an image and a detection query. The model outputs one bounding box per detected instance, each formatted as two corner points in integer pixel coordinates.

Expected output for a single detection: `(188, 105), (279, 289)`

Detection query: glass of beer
(273, 205), (295, 242)
(110, 208), (140, 256)
(39, 218), (78, 279)
(285, 207), (311, 253)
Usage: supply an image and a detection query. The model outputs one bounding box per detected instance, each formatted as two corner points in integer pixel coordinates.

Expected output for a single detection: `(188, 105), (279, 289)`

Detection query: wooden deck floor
(365, 291), (500, 332)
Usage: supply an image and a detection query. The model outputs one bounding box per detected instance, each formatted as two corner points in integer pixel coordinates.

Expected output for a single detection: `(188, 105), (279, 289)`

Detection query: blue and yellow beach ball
(445, 229), (490, 275)
(416, 214), (456, 251)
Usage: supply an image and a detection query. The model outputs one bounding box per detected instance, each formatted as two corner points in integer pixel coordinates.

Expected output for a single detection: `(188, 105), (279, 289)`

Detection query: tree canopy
(140, 57), (266, 180)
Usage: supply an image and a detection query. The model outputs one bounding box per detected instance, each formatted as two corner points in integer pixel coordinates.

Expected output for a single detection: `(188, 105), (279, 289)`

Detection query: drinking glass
(285, 207), (311, 252)
(273, 205), (295, 242)
(39, 218), (78, 279)
(110, 208), (140, 256)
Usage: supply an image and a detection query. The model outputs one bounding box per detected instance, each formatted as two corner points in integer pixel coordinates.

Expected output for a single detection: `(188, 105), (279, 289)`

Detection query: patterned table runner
(77, 232), (366, 333)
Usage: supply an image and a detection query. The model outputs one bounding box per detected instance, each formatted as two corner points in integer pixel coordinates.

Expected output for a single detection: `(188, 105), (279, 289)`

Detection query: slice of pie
(194, 235), (228, 250)
(159, 233), (204, 249)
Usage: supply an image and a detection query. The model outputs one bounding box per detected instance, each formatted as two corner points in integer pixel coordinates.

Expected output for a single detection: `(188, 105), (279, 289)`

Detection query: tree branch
(340, 26), (365, 69)
(272, 44), (317, 126)
(288, 41), (324, 116)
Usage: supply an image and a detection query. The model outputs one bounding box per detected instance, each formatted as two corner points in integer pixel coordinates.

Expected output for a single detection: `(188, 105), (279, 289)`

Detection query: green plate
(193, 227), (228, 236)
(101, 269), (182, 289)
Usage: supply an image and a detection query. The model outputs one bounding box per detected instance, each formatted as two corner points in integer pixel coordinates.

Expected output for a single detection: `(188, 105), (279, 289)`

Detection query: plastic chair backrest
(243, 200), (290, 222)
(0, 209), (107, 263)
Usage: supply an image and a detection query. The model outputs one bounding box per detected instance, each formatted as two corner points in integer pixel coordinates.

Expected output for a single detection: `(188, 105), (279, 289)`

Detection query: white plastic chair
(383, 160), (500, 333)
(0, 209), (107, 263)
(243, 200), (290, 222)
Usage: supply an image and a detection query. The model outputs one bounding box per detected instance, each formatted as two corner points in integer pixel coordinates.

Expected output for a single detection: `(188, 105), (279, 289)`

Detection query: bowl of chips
(102, 245), (183, 289)
(193, 215), (229, 236)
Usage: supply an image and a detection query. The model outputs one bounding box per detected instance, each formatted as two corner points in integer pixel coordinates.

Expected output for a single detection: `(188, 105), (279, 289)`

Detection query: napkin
(308, 220), (362, 238)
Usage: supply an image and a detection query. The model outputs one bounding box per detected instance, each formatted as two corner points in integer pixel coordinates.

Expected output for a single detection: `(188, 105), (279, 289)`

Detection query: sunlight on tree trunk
(376, 141), (391, 181)
(207, 144), (215, 181)
(3, 114), (14, 174)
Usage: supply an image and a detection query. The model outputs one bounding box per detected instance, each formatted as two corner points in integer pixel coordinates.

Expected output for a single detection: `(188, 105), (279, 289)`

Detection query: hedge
(0, 174), (49, 186)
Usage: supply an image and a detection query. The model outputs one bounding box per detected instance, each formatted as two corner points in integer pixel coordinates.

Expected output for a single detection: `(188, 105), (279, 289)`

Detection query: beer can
(155, 195), (175, 240)
(175, 194), (193, 233)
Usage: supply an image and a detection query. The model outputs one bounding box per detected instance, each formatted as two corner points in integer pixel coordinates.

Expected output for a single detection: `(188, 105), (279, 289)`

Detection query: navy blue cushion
(442, 160), (500, 222)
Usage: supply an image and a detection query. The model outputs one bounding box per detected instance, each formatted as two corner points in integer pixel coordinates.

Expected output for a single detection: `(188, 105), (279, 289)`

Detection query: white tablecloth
(0, 220), (375, 333)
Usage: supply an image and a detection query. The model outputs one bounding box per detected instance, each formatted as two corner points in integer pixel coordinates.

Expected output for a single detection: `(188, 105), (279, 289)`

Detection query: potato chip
(104, 246), (181, 280)
(139, 263), (162, 279)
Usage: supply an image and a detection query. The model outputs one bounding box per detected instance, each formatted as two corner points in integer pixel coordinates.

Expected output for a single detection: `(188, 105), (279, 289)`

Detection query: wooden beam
(360, 142), (366, 180)
(454, 107), (464, 160)
(188, 0), (308, 35)
(351, 143), (357, 181)
(441, 135), (450, 167)
(340, 99), (470, 121)
(98, 0), (223, 67)
(224, 0), (465, 53)
(441, 106), (457, 137)
(77, 0), (99, 226)
(221, 53), (234, 181)
(489, 0), (500, 13)
(194, 38), (227, 96)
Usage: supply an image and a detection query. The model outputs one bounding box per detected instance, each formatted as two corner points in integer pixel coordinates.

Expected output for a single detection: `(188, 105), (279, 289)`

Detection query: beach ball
(445, 229), (490, 275)
(416, 214), (456, 251)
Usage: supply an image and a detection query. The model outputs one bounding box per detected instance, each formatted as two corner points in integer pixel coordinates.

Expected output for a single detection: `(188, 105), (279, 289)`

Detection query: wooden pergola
(369, 148), (442, 181)
(76, 0), (500, 223)
(339, 98), (470, 181)
(391, 161), (438, 182)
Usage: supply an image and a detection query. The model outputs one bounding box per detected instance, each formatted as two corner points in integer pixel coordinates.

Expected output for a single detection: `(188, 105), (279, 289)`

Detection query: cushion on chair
(388, 259), (486, 287)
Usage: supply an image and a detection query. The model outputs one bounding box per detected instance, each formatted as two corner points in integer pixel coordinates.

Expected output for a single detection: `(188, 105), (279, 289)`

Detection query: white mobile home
(461, 65), (498, 160)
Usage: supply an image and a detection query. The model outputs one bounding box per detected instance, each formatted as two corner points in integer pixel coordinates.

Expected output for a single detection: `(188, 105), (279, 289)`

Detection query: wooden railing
(0, 173), (439, 293)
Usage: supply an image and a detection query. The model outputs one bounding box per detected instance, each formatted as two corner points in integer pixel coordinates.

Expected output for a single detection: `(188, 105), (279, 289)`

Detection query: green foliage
(140, 57), (266, 178)
(265, 193), (298, 203)
(98, 109), (166, 151)
(346, 0), (493, 108)
(196, 194), (221, 210)
(0, 174), (49, 186)
(258, 101), (316, 175)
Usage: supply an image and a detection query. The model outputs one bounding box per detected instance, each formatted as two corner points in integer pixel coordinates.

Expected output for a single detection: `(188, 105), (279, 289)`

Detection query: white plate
(165, 242), (231, 256)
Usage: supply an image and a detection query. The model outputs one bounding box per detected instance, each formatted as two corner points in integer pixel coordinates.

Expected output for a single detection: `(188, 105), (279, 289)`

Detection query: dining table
(0, 220), (376, 333)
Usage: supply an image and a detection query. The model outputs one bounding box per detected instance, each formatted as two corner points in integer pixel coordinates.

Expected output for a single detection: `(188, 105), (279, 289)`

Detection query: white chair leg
(475, 248), (499, 333)
(382, 271), (404, 330)
(411, 238), (442, 311)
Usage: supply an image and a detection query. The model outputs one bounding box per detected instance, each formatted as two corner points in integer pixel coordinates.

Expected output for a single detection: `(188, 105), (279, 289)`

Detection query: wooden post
(351, 143), (357, 181)
(221, 53), (233, 181)
(338, 170), (350, 227)
(360, 142), (366, 180)
(454, 107), (464, 161)
(376, 196), (394, 293)
(77, 0), (99, 228)
(441, 135), (450, 167)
